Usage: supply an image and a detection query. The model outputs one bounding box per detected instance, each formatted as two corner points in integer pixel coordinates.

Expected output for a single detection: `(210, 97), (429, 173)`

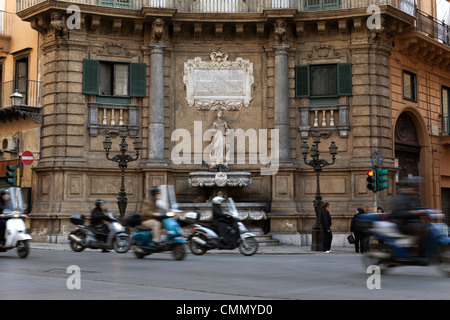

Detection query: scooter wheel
(238, 237), (258, 256)
(69, 239), (85, 252)
(17, 240), (30, 259)
(188, 237), (206, 256)
(134, 251), (147, 259)
(172, 243), (186, 261)
(113, 236), (131, 253)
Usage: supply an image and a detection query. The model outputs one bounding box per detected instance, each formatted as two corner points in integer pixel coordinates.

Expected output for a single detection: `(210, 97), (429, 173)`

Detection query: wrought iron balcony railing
(16, 0), (416, 15)
(416, 8), (450, 47)
(0, 79), (42, 108)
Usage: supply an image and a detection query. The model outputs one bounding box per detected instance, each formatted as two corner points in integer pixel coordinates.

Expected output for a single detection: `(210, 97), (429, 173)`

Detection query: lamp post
(301, 130), (338, 251)
(103, 127), (142, 220)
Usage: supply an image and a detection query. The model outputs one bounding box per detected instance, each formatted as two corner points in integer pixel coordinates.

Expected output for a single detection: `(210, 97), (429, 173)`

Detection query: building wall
(15, 2), (416, 244)
(0, 0), (40, 189)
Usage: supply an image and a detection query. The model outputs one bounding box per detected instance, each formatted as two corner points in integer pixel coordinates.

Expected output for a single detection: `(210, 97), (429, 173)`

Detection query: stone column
(148, 43), (166, 163)
(269, 44), (298, 244)
(273, 44), (291, 163)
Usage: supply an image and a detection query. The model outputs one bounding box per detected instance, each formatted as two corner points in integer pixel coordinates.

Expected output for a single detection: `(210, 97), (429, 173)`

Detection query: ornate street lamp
(103, 127), (142, 219)
(10, 89), (23, 107)
(301, 130), (338, 251)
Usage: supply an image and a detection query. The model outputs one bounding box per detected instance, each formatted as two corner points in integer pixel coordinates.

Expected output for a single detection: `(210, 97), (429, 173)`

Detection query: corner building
(17, 0), (415, 244)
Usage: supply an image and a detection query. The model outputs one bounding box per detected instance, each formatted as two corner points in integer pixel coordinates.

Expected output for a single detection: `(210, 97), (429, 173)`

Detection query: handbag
(347, 234), (355, 244)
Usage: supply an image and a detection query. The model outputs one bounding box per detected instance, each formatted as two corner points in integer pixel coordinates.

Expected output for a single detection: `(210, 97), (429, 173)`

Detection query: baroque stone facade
(17, 1), (415, 244)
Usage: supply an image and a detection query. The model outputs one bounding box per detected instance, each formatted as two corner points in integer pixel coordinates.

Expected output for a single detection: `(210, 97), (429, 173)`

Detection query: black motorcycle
(68, 213), (131, 253)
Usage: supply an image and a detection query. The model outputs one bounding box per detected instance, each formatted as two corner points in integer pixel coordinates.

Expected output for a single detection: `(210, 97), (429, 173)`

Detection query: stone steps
(254, 234), (280, 246)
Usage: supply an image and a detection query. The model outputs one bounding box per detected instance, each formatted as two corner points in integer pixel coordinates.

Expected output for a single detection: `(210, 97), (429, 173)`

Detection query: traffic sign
(21, 150), (34, 165)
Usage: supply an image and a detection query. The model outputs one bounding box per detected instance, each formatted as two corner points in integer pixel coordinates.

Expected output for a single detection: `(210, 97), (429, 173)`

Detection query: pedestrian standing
(321, 202), (332, 253)
(350, 207), (366, 253)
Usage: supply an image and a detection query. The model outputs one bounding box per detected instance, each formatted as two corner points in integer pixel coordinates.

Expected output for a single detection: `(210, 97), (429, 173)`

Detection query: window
(99, 62), (129, 96)
(403, 70), (416, 101)
(306, 0), (339, 11)
(295, 63), (352, 98)
(443, 86), (450, 135)
(99, 0), (132, 8)
(310, 64), (337, 97)
(14, 55), (29, 105)
(82, 59), (146, 98)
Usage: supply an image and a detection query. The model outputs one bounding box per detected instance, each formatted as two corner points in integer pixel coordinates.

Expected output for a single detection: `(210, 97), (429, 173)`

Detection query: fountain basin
(188, 171), (252, 188)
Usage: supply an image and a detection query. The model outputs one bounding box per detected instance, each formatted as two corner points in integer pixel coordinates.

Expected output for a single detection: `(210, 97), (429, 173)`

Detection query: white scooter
(0, 187), (32, 258)
(0, 209), (32, 258)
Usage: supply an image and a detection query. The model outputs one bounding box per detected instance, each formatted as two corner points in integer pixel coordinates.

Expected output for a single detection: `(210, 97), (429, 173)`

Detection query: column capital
(272, 44), (290, 56)
(143, 43), (168, 54)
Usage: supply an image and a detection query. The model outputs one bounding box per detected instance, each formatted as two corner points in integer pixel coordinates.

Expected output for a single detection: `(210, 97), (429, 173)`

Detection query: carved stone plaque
(183, 51), (254, 110)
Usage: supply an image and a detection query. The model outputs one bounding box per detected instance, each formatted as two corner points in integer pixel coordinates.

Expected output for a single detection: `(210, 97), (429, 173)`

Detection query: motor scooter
(0, 187), (32, 258)
(186, 198), (259, 256)
(130, 210), (187, 260)
(68, 212), (131, 253)
(355, 210), (450, 276)
(0, 210), (32, 258)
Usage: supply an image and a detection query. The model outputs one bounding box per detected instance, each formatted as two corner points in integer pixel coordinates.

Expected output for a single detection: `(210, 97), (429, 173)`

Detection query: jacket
(212, 204), (229, 224)
(142, 198), (164, 220)
(321, 209), (332, 231)
(90, 207), (112, 227)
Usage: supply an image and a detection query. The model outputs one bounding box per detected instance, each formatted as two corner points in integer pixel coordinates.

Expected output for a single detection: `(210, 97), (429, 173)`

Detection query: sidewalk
(29, 241), (356, 255)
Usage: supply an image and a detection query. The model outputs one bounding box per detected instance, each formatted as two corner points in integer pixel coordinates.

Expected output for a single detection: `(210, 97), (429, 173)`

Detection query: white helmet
(212, 196), (225, 204)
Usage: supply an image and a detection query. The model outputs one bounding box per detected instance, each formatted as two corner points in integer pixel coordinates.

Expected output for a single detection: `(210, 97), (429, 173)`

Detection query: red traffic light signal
(366, 169), (376, 192)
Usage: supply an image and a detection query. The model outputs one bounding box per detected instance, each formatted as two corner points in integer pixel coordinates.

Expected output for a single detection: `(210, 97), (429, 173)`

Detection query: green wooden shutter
(130, 63), (146, 97)
(338, 63), (352, 96)
(295, 65), (310, 98)
(82, 59), (99, 95)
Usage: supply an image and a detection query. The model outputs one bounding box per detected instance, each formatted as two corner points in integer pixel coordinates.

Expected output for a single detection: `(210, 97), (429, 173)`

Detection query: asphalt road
(1, 248), (449, 301)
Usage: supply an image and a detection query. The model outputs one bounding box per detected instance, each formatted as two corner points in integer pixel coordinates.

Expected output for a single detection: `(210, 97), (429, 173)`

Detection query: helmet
(212, 196), (225, 204)
(95, 199), (105, 207)
(151, 186), (161, 197)
(0, 189), (10, 196)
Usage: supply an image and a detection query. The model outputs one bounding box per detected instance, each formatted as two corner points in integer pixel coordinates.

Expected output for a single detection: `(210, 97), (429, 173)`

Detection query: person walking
(350, 207), (366, 253)
(321, 202), (332, 253)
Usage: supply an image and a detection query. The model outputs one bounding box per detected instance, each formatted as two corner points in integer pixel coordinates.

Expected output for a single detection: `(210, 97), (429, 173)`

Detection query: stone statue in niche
(50, 12), (69, 39)
(151, 18), (164, 43)
(208, 110), (231, 170)
(274, 19), (286, 44)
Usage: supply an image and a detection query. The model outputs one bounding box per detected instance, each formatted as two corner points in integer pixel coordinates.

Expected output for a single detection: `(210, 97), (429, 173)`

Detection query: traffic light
(376, 169), (389, 191)
(6, 164), (18, 186)
(366, 169), (377, 192)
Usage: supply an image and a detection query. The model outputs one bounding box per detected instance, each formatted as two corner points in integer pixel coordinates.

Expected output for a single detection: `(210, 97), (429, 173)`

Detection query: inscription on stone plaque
(184, 51), (254, 111)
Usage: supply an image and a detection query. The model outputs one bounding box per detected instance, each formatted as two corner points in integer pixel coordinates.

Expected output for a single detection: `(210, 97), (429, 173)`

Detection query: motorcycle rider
(390, 176), (427, 257)
(141, 187), (164, 247)
(0, 190), (11, 247)
(90, 199), (113, 251)
(212, 196), (239, 245)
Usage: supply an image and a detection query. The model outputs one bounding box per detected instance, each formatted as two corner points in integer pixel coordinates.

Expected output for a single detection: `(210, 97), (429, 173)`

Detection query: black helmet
(151, 186), (161, 197)
(0, 189), (9, 196)
(95, 199), (105, 207)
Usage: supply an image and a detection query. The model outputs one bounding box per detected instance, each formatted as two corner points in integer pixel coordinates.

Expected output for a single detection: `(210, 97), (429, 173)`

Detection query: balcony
(16, 0), (416, 14)
(0, 80), (42, 108)
(416, 9), (450, 47)
(87, 102), (139, 137)
(298, 104), (350, 138)
(0, 79), (43, 124)
(0, 10), (13, 53)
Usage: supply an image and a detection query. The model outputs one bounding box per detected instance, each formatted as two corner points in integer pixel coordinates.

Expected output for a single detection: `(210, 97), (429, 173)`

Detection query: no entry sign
(21, 150), (34, 165)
